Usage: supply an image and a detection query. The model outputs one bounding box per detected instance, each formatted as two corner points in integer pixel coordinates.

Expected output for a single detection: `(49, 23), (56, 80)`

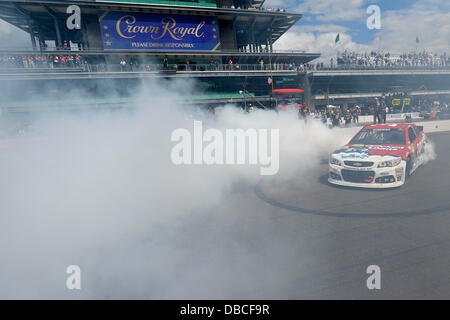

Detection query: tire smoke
(0, 79), (357, 298)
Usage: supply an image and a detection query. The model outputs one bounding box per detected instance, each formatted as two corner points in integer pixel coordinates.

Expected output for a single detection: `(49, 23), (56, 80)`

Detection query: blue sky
(0, 0), (449, 61)
(332, 1), (416, 44)
(297, 0), (420, 44)
(268, 0), (450, 62)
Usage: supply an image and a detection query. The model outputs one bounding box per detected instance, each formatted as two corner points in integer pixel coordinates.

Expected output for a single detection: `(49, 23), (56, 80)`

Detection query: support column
(232, 15), (238, 52)
(29, 25), (37, 50)
(250, 18), (256, 54)
(43, 5), (62, 49)
(81, 18), (90, 49)
(38, 28), (46, 50)
(269, 31), (273, 52)
(54, 17), (62, 49)
(301, 74), (313, 110)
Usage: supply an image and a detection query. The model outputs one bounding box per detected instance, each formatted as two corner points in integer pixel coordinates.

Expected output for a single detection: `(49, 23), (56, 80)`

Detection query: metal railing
(0, 47), (316, 55)
(319, 64), (450, 71)
(0, 62), (304, 73)
(5, 61), (450, 74)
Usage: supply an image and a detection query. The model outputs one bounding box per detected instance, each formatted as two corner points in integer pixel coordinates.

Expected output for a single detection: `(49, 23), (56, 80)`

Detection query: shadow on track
(254, 177), (450, 219)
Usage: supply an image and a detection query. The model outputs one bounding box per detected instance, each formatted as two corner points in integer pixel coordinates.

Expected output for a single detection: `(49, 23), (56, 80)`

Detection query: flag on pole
(335, 33), (340, 44)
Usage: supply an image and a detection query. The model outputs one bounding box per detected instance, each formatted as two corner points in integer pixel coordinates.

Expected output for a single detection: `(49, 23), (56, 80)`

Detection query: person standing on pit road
(344, 109), (352, 126)
(351, 105), (360, 124)
(321, 109), (328, 124)
(380, 95), (387, 123)
(374, 99), (382, 124)
(332, 109), (341, 127)
(373, 100), (378, 124)
(384, 105), (389, 123)
(298, 103), (305, 120)
(329, 108), (335, 127)
(302, 104), (309, 123)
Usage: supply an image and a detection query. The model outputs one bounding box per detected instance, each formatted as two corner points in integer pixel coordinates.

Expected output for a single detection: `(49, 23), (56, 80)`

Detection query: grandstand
(0, 0), (449, 112)
(0, 0), (321, 107)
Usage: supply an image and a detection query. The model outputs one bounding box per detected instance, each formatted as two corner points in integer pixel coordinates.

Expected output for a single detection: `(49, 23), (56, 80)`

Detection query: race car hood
(332, 144), (408, 161)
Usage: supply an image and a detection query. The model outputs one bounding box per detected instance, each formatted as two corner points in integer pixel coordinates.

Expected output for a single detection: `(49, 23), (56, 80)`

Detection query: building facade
(0, 0), (321, 108)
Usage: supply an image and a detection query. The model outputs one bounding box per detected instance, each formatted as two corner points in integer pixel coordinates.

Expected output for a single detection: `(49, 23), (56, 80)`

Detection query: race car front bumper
(328, 161), (406, 188)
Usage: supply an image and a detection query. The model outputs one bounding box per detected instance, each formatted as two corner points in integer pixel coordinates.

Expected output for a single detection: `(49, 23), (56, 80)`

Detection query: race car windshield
(350, 128), (406, 145)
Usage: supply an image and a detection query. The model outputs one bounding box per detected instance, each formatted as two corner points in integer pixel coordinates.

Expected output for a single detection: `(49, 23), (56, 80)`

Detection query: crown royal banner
(98, 11), (221, 51)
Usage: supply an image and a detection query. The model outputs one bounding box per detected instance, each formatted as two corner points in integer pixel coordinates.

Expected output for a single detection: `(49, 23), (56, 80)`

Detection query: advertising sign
(98, 11), (221, 51)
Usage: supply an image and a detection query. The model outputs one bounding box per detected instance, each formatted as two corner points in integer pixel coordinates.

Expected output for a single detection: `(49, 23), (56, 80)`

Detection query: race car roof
(363, 123), (411, 130)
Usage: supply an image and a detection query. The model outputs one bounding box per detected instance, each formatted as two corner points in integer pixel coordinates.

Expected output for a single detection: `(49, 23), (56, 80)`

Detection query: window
(350, 128), (406, 145)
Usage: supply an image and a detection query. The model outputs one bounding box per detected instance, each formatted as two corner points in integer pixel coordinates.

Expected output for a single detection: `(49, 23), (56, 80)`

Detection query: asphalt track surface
(1, 121), (450, 299)
(251, 131), (450, 299)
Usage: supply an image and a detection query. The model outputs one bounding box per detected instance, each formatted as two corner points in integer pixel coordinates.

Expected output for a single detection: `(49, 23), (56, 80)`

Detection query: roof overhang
(0, 0), (302, 44)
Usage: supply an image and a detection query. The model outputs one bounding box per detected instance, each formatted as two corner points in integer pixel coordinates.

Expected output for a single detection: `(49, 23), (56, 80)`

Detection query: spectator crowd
(336, 50), (449, 68)
(293, 95), (450, 127)
(1, 50), (450, 74)
(0, 54), (311, 73)
(224, 2), (286, 12)
(0, 54), (86, 69)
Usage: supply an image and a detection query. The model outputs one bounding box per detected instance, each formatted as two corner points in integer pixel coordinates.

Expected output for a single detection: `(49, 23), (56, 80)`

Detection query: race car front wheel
(405, 157), (412, 179)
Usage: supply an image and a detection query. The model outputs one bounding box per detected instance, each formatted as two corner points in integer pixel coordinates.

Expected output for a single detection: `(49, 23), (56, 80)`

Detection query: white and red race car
(328, 123), (429, 188)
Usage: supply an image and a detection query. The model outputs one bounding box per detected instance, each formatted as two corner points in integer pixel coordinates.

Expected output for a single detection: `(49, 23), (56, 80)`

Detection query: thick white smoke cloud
(0, 79), (356, 299)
